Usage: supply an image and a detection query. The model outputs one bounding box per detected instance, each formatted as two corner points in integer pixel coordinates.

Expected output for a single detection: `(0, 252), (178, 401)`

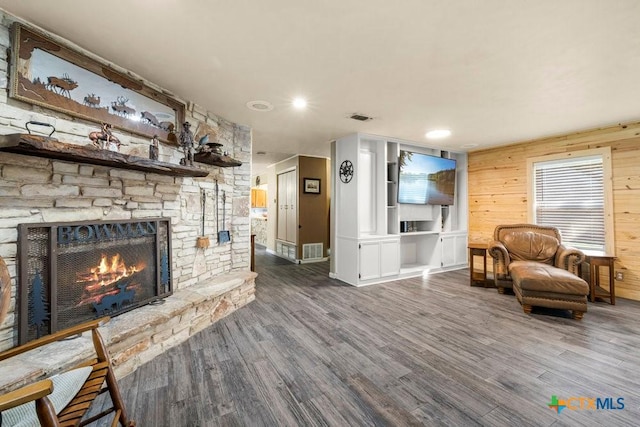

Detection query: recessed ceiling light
(425, 129), (452, 139)
(293, 97), (307, 109)
(461, 143), (478, 149)
(246, 100), (274, 112)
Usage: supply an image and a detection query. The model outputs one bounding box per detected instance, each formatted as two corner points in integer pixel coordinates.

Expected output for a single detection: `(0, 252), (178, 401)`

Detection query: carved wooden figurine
(149, 134), (159, 160)
(179, 121), (195, 166)
(89, 123), (121, 152)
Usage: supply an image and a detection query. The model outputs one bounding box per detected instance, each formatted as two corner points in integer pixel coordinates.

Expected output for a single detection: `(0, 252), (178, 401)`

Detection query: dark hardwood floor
(94, 248), (640, 426)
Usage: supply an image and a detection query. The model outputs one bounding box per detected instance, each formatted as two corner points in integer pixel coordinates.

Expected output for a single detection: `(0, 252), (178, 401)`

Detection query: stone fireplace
(0, 9), (256, 391)
(17, 219), (173, 344)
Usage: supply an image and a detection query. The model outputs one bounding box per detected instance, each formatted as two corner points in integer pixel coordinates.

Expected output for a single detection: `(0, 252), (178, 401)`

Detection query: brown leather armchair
(488, 224), (584, 293)
(488, 224), (589, 319)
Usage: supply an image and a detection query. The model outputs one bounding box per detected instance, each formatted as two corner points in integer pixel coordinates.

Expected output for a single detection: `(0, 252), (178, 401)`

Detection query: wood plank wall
(468, 122), (640, 301)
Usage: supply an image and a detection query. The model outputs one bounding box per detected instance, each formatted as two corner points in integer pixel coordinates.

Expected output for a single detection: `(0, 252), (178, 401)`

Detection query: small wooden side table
(584, 251), (616, 305)
(468, 242), (493, 287)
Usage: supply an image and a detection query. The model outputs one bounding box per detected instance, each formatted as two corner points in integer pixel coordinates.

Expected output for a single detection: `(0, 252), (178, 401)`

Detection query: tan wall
(298, 156), (330, 257)
(266, 156), (330, 259)
(468, 122), (640, 301)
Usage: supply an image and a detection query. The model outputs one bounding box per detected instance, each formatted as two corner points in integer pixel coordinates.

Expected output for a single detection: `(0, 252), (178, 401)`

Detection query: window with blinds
(532, 155), (605, 251)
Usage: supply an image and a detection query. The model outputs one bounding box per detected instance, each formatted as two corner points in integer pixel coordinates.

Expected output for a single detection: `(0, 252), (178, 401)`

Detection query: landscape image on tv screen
(397, 151), (456, 205)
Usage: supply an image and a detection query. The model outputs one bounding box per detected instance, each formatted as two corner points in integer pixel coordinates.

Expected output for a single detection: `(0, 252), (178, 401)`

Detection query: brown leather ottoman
(509, 261), (589, 320)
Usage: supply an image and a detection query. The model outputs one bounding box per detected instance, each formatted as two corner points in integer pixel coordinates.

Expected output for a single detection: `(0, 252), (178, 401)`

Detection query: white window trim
(526, 147), (615, 255)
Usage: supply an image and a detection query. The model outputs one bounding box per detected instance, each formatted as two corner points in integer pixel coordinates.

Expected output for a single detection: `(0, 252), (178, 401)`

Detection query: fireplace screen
(17, 218), (172, 344)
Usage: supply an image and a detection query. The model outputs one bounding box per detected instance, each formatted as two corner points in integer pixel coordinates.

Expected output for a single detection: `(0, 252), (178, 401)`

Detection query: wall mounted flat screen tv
(397, 150), (456, 205)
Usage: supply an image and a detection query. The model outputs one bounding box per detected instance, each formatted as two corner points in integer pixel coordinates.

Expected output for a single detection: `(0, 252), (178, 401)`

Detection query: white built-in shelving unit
(332, 132), (468, 286)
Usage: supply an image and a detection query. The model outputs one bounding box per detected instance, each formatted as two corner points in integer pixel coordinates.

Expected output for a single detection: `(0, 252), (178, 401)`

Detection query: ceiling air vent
(349, 113), (373, 122)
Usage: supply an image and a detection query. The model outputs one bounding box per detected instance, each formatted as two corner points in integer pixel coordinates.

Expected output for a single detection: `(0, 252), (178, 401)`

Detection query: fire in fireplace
(17, 218), (173, 344)
(76, 252), (147, 311)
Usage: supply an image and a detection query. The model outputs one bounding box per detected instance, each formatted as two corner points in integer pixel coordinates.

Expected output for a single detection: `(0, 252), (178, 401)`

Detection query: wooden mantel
(194, 151), (242, 167)
(0, 134), (210, 177)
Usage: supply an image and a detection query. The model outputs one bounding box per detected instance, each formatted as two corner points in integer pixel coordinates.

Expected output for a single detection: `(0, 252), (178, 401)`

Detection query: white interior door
(286, 171), (297, 243)
(277, 170), (297, 243)
(277, 172), (288, 241)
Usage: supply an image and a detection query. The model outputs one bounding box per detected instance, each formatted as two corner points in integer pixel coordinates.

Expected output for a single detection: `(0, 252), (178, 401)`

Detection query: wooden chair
(0, 317), (135, 426)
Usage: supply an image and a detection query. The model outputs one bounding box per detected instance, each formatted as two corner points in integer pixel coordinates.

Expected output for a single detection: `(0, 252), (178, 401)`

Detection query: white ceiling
(2, 1), (640, 176)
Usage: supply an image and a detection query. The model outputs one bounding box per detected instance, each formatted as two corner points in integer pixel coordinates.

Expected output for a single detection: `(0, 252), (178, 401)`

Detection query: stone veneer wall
(0, 11), (253, 353)
(251, 217), (268, 246)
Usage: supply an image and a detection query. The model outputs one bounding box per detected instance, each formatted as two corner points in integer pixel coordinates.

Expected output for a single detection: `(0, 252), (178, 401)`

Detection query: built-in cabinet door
(277, 170), (297, 244)
(251, 189), (267, 208)
(359, 241), (380, 281)
(380, 240), (400, 277)
(359, 239), (400, 281)
(455, 234), (468, 266)
(441, 233), (467, 267)
(257, 190), (267, 207)
(441, 235), (456, 267)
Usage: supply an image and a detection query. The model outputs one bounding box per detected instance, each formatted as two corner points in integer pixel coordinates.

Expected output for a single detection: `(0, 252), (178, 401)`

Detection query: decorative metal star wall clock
(339, 160), (354, 183)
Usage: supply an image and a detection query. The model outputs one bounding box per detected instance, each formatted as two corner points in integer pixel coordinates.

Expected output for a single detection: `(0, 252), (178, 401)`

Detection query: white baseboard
(299, 257), (329, 264)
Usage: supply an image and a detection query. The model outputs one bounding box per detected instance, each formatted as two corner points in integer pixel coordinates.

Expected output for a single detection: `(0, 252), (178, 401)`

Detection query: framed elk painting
(9, 23), (185, 144)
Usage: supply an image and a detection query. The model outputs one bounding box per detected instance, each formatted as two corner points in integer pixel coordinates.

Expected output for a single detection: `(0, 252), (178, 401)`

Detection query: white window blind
(533, 155), (605, 251)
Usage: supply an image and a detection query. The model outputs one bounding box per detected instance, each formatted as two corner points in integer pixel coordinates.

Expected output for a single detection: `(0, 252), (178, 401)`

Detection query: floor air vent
(302, 243), (323, 260)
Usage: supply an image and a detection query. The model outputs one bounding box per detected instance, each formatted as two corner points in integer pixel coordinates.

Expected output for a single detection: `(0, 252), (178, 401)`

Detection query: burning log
(76, 253), (144, 308)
